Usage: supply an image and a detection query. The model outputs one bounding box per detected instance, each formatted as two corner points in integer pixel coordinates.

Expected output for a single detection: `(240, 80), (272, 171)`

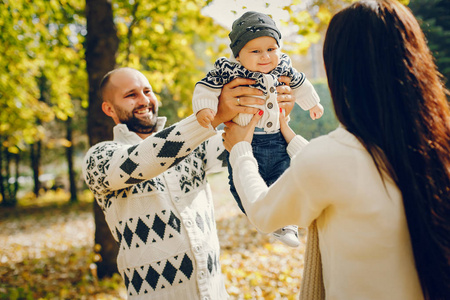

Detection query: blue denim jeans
(226, 131), (290, 214)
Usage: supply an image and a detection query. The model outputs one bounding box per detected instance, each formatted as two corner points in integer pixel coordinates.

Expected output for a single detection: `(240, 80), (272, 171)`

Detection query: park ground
(0, 172), (306, 300)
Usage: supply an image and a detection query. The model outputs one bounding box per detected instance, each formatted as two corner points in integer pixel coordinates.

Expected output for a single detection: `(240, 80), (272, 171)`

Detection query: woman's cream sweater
(229, 127), (424, 300)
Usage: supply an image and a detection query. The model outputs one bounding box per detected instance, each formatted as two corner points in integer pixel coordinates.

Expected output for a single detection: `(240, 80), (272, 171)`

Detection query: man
(82, 67), (294, 299)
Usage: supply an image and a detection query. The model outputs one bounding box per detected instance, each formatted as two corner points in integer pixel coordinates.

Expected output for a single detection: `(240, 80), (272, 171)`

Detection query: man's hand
(222, 110), (264, 152)
(277, 76), (295, 116)
(212, 78), (265, 128)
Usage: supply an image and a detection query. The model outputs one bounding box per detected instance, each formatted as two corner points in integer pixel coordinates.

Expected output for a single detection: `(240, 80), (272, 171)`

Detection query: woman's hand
(212, 78), (265, 128)
(222, 110), (264, 152)
(277, 76), (295, 116)
(279, 108), (296, 144)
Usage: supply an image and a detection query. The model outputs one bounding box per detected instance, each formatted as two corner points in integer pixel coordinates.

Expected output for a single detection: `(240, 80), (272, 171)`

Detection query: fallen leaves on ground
(211, 173), (306, 300)
(0, 201), (126, 300)
(0, 173), (306, 299)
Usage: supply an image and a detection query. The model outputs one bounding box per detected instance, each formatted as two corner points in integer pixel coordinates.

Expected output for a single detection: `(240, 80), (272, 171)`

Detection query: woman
(222, 0), (450, 299)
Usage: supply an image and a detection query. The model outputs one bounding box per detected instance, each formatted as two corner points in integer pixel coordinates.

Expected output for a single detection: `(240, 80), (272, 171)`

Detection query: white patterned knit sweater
(83, 115), (229, 300)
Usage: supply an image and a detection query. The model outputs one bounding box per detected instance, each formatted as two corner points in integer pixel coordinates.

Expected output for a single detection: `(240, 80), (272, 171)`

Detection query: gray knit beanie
(229, 11), (282, 58)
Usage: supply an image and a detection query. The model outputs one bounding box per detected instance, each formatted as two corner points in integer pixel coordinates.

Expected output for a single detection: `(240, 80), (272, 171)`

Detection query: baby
(192, 11), (323, 247)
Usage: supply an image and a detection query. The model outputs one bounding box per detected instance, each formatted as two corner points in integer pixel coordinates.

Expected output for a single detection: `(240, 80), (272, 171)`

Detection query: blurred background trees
(0, 0), (86, 206)
(2, 0), (447, 279)
(408, 0), (450, 87)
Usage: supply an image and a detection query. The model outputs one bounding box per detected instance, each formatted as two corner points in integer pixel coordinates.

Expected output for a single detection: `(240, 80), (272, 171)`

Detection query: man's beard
(116, 105), (158, 134)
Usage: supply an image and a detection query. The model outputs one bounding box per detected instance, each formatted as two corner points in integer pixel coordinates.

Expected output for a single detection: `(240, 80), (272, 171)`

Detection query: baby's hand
(196, 109), (216, 128)
(309, 103), (324, 120)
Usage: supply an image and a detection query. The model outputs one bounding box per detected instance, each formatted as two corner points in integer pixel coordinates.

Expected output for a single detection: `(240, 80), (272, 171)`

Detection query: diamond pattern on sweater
(135, 218), (150, 243)
(118, 211), (182, 250)
(154, 125), (174, 139)
(84, 132), (225, 296)
(145, 266), (161, 290)
(124, 253), (195, 296)
(196, 212), (204, 232)
(145, 265), (160, 290)
(124, 272), (130, 292)
(123, 223), (134, 248)
(158, 141), (184, 158)
(120, 158), (138, 175)
(87, 129), (215, 209)
(207, 252), (220, 274)
(179, 253), (194, 278)
(214, 254), (218, 272)
(168, 211), (181, 233)
(162, 261), (177, 285)
(115, 227), (123, 244)
(207, 254), (213, 273)
(131, 270), (144, 294)
(152, 214), (166, 239)
(217, 149), (228, 167)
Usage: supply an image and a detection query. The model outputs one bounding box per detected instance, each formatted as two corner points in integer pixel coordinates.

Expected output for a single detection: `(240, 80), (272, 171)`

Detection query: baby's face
(237, 36), (280, 74)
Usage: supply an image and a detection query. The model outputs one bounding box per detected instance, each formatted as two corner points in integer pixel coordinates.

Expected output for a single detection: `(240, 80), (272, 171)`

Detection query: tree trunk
(85, 0), (119, 279)
(0, 136), (5, 205)
(66, 116), (78, 202)
(1, 148), (18, 207)
(13, 152), (19, 199)
(30, 141), (41, 196)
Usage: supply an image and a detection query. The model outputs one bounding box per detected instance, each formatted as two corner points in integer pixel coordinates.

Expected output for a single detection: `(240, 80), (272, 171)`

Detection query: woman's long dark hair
(323, 0), (450, 299)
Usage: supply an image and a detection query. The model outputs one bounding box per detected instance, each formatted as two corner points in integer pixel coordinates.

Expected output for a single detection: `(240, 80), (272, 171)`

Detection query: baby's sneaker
(272, 225), (300, 247)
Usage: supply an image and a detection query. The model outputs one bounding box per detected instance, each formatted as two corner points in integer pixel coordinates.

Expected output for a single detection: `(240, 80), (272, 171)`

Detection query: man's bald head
(100, 67), (141, 103)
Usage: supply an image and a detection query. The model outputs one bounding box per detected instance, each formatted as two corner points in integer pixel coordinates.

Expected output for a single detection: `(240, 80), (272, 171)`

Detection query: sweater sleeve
(229, 140), (326, 233)
(280, 55), (320, 111)
(192, 84), (222, 115)
(83, 115), (216, 197)
(286, 135), (309, 158)
(293, 77), (321, 111)
(192, 57), (230, 115)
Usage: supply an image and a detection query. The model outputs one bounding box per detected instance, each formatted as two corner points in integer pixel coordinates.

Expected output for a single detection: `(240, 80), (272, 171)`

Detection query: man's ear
(102, 101), (114, 117)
